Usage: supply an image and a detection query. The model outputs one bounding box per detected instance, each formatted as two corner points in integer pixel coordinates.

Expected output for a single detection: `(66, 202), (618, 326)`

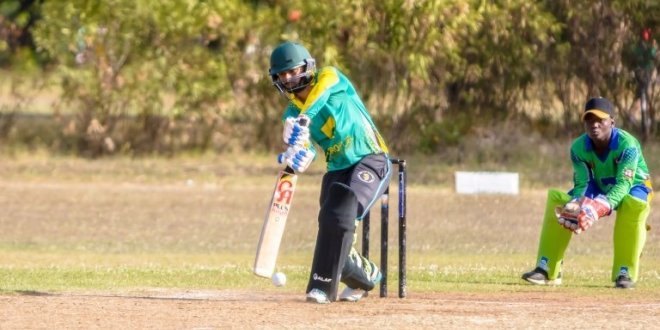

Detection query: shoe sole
(523, 277), (562, 286)
(614, 276), (635, 289)
(306, 289), (331, 304)
(339, 287), (366, 302)
(306, 297), (330, 304)
(339, 297), (359, 302)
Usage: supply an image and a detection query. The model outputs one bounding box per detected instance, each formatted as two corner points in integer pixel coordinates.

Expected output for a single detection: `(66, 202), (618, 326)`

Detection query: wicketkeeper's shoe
(521, 267), (562, 286)
(306, 288), (330, 304)
(339, 262), (382, 302)
(614, 275), (635, 289)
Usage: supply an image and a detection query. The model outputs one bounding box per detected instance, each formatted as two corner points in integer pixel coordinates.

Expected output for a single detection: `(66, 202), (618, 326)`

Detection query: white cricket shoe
(306, 288), (330, 304)
(338, 287), (366, 302)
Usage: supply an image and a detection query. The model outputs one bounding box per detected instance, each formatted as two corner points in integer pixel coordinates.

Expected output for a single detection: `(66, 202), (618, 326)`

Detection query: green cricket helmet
(269, 41), (316, 94)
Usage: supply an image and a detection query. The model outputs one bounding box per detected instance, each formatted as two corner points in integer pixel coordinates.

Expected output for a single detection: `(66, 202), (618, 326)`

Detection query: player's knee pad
(319, 182), (358, 232)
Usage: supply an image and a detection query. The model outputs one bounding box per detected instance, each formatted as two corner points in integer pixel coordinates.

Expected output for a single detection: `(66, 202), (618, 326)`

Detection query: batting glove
(277, 145), (315, 173)
(282, 116), (310, 147)
(577, 195), (611, 232)
(555, 198), (582, 234)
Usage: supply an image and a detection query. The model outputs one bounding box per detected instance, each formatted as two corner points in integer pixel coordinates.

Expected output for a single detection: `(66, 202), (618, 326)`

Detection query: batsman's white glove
(283, 116), (310, 147)
(277, 145), (314, 173)
(555, 198), (582, 234)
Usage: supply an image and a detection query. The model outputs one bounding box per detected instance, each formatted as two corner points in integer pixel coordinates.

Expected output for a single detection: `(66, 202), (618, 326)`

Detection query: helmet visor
(271, 59), (315, 94)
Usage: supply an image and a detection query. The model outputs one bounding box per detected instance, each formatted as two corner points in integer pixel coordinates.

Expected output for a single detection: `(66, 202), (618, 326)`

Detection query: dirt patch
(1, 289), (658, 329)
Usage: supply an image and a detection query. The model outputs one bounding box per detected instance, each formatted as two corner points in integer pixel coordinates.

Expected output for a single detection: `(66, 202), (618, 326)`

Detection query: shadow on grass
(435, 278), (617, 290)
(15, 290), (55, 296)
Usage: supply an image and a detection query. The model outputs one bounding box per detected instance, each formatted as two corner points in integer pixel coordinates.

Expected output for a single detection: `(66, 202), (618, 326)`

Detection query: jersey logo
(623, 168), (634, 180)
(357, 170), (375, 183)
(313, 273), (332, 282)
(321, 117), (335, 139)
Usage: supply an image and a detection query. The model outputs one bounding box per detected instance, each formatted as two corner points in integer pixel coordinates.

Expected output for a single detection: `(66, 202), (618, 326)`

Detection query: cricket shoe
(521, 267), (562, 286)
(306, 288), (330, 304)
(339, 262), (382, 302)
(614, 275), (635, 289)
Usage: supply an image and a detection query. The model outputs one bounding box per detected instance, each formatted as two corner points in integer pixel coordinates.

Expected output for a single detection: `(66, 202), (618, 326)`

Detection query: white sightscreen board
(454, 171), (519, 195)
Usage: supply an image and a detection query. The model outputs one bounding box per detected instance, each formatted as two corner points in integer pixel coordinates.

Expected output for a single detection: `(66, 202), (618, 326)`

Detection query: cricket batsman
(522, 97), (653, 289)
(269, 41), (391, 303)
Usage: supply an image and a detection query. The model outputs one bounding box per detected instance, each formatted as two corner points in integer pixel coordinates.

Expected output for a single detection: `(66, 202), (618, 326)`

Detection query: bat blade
(253, 168), (298, 278)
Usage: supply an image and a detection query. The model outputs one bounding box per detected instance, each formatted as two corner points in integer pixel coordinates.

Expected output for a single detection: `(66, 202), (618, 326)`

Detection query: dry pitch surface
(2, 290), (659, 329)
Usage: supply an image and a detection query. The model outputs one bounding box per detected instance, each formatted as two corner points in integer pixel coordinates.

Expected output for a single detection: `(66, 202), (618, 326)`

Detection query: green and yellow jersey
(570, 128), (652, 208)
(282, 66), (389, 171)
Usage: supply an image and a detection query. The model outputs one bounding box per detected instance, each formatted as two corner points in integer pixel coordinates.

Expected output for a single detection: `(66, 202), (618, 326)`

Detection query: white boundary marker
(455, 171), (519, 195)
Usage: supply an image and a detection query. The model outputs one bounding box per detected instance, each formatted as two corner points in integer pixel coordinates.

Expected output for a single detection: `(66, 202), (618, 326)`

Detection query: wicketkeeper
(269, 41), (391, 303)
(522, 97), (653, 289)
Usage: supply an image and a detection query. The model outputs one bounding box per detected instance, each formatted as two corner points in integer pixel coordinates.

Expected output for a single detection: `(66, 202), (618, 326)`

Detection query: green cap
(269, 41), (312, 76)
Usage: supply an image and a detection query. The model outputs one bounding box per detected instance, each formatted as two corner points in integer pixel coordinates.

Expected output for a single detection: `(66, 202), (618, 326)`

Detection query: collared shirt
(570, 128), (652, 208)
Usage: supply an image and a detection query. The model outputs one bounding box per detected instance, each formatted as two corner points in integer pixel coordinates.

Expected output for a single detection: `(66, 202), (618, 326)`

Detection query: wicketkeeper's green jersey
(570, 128), (652, 208)
(282, 66), (389, 171)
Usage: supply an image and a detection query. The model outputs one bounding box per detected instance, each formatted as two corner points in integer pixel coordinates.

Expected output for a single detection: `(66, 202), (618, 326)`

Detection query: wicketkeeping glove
(576, 195), (611, 232)
(282, 116), (310, 147)
(555, 198), (582, 234)
(277, 145), (314, 173)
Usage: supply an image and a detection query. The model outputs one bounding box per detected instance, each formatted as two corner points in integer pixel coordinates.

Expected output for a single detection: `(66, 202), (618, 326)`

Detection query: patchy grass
(0, 155), (659, 296)
(1, 251), (659, 297)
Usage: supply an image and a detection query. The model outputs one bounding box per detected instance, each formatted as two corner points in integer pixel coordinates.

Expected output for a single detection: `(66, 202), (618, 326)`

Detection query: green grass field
(1, 154), (659, 299)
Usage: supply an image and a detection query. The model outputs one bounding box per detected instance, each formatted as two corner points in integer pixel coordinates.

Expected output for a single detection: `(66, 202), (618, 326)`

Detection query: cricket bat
(253, 166), (299, 278)
(254, 115), (309, 278)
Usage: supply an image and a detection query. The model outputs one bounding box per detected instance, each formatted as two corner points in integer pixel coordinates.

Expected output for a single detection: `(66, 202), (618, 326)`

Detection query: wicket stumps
(361, 158), (407, 298)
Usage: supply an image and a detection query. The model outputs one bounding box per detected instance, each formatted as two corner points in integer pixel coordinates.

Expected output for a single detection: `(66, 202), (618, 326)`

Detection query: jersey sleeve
(281, 104), (300, 122)
(605, 146), (640, 208)
(570, 145), (590, 199)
